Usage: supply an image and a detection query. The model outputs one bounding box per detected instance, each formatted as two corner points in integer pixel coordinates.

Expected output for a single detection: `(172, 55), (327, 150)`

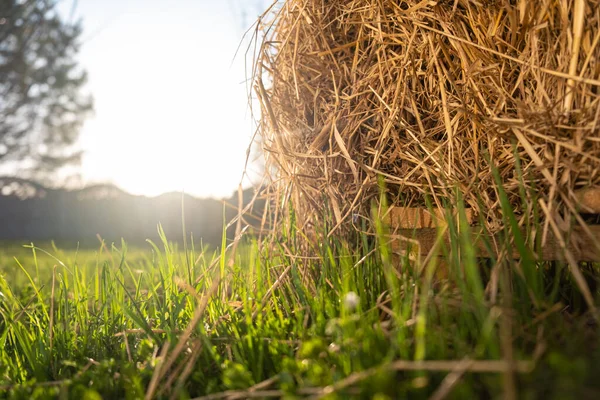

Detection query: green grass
(1, 204), (600, 399)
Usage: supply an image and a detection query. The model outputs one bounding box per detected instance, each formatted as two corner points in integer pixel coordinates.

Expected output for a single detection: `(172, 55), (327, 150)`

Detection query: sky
(59, 0), (269, 198)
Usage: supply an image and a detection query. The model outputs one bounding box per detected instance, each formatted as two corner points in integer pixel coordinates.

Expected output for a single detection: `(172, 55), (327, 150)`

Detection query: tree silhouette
(0, 0), (92, 180)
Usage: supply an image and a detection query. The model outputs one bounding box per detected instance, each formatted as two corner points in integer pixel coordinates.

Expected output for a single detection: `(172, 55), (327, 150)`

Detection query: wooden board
(386, 206), (475, 229)
(390, 226), (600, 262)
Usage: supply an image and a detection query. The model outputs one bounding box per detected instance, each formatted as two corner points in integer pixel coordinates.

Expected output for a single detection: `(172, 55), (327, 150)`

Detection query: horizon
(0, 174), (255, 200)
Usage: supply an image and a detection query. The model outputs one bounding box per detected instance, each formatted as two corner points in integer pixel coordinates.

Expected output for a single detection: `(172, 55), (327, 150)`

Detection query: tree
(0, 0), (92, 181)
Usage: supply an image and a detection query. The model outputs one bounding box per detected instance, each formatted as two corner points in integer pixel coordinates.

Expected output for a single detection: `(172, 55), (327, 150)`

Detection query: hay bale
(254, 0), (600, 247)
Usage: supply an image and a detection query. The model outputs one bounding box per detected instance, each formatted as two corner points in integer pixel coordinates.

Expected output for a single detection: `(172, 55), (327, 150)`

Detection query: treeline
(0, 177), (265, 247)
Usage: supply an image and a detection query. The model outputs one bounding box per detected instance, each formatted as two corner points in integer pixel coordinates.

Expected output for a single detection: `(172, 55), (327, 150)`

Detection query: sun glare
(72, 0), (257, 198)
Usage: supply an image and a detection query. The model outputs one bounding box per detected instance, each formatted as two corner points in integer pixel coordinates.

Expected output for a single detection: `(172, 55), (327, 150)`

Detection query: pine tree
(0, 0), (92, 180)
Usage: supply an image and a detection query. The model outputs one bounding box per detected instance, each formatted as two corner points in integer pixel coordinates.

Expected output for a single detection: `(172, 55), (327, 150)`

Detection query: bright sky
(61, 0), (267, 198)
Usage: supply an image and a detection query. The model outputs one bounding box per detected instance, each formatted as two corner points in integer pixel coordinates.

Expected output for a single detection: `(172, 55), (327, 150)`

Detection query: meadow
(1, 200), (599, 400)
(2, 1), (599, 398)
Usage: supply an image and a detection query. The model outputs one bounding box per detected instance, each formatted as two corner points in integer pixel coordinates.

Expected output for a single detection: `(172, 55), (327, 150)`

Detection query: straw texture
(253, 0), (600, 248)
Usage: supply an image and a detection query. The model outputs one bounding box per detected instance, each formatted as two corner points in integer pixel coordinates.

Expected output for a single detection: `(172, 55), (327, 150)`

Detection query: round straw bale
(254, 0), (600, 244)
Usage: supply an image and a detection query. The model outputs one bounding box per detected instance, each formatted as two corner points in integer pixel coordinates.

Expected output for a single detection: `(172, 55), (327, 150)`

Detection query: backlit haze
(61, 0), (268, 198)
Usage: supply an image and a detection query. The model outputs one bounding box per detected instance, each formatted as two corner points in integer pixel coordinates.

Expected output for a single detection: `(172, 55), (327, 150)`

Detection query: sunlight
(71, 0), (257, 198)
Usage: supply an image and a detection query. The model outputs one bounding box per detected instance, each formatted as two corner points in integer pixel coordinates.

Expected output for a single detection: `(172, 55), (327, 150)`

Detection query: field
(2, 0), (600, 398)
(1, 202), (600, 400)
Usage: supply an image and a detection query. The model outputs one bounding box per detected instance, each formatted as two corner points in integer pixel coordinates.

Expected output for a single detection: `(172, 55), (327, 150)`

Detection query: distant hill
(0, 177), (265, 246)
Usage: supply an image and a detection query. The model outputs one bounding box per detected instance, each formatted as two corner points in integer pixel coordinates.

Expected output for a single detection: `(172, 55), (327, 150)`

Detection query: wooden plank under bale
(387, 195), (600, 262)
(386, 206), (475, 229)
(389, 225), (600, 263)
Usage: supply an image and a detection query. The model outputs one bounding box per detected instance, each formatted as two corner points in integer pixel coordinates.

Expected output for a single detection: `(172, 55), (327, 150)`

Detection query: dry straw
(252, 0), (600, 253)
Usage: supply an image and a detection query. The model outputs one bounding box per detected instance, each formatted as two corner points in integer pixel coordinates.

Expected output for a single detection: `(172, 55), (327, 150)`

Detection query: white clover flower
(325, 318), (339, 335)
(343, 291), (360, 312)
